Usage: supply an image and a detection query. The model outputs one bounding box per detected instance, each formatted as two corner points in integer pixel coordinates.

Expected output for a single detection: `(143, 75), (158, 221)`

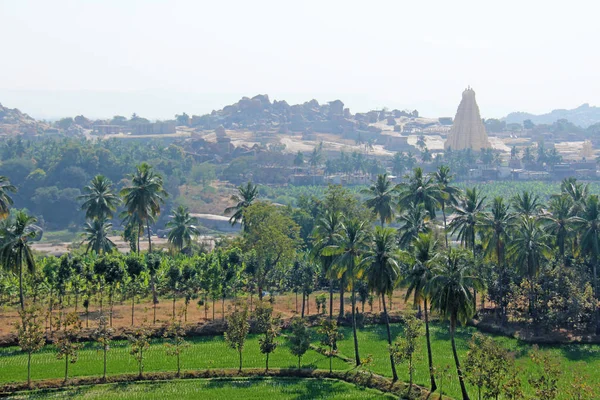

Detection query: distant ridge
(504, 103), (600, 128)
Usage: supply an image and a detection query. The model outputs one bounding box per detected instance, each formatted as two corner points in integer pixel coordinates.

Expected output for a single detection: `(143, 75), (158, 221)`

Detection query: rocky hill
(505, 103), (600, 128)
(0, 102), (48, 135)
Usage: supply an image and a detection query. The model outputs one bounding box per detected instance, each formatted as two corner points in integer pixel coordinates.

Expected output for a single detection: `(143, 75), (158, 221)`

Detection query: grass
(5, 378), (395, 399)
(38, 230), (80, 244)
(0, 334), (348, 384)
(334, 323), (600, 400)
(3, 323), (600, 399)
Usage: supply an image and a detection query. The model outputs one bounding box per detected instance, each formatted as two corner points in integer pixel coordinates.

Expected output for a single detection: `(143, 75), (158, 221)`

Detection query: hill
(505, 103), (600, 128)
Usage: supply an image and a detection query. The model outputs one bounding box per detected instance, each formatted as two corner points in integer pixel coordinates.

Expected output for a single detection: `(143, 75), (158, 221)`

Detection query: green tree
(0, 176), (16, 219)
(430, 249), (478, 400)
(55, 312), (83, 383)
(288, 317), (311, 368)
(224, 304), (250, 372)
(256, 304), (280, 371)
(397, 201), (430, 249)
(404, 232), (439, 392)
(391, 312), (423, 398)
(224, 181), (258, 232)
(15, 306), (45, 387)
(398, 167), (440, 217)
(164, 318), (189, 377)
(82, 218), (116, 254)
(361, 173), (396, 227)
(78, 175), (120, 221)
(0, 210), (37, 311)
(128, 325), (151, 378)
(318, 318), (343, 373)
(511, 190), (541, 218)
(166, 205), (200, 252)
(93, 314), (113, 381)
(528, 346), (561, 400)
(120, 163), (168, 252)
(364, 226), (400, 381)
(434, 166), (461, 247)
(449, 187), (486, 254)
(542, 196), (576, 258)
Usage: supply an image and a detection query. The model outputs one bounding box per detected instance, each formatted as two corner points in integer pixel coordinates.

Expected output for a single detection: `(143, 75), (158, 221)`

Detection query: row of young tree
(2, 163), (600, 400)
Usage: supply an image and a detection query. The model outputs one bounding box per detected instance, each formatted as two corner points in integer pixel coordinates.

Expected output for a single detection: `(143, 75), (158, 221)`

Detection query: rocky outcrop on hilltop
(0, 103), (48, 135)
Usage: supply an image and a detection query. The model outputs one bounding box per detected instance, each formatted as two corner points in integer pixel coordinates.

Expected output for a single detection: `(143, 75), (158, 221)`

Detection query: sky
(0, 0), (599, 120)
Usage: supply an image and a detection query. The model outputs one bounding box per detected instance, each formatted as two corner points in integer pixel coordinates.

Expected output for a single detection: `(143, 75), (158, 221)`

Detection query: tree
(146, 253), (161, 324)
(323, 218), (370, 366)
(120, 163), (168, 252)
(0, 176), (16, 219)
(511, 190), (541, 218)
(398, 167), (440, 217)
(0, 210), (37, 311)
(15, 306), (45, 387)
(55, 312), (82, 383)
(164, 318), (189, 377)
(430, 249), (478, 400)
(318, 318), (343, 373)
(128, 325), (151, 378)
(364, 226), (400, 381)
(449, 187), (486, 254)
(166, 205), (200, 252)
(125, 254), (146, 326)
(255, 303), (280, 371)
(288, 317), (311, 368)
(464, 333), (510, 400)
(82, 218), (116, 254)
(434, 166), (461, 247)
(391, 312), (423, 398)
(93, 315), (113, 381)
(528, 346), (561, 400)
(78, 175), (120, 221)
(361, 173), (396, 227)
(404, 232), (439, 392)
(224, 181), (258, 232)
(397, 201), (430, 249)
(542, 196), (576, 258)
(224, 304), (250, 372)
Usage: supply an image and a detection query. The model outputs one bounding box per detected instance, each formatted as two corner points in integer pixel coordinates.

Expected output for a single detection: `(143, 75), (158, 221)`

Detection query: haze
(1, 0), (598, 120)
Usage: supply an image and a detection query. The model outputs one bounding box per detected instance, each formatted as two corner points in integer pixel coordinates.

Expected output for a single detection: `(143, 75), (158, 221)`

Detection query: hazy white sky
(1, 0), (598, 120)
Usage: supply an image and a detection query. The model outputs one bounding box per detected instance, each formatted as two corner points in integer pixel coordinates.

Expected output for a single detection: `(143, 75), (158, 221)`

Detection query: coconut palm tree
(403, 232), (440, 392)
(83, 218), (116, 254)
(120, 163), (167, 253)
(361, 173), (397, 227)
(0, 210), (37, 311)
(511, 190), (541, 218)
(312, 210), (343, 319)
(397, 202), (430, 249)
(429, 248), (478, 400)
(557, 177), (588, 217)
(224, 181), (258, 232)
(575, 195), (600, 334)
(541, 196), (576, 258)
(449, 187), (486, 254)
(433, 166), (461, 247)
(323, 219), (370, 366)
(397, 167), (440, 217)
(507, 216), (551, 319)
(78, 175), (120, 221)
(0, 176), (16, 219)
(364, 226), (400, 381)
(479, 197), (512, 265)
(166, 205), (200, 252)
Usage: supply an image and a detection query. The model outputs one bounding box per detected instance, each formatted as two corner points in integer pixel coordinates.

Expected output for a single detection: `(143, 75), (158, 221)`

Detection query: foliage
(288, 317), (311, 368)
(224, 303), (250, 372)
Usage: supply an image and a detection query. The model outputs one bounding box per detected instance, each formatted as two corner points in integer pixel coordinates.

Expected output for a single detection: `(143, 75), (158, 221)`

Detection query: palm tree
(312, 210), (343, 319)
(0, 210), (37, 311)
(364, 226), (400, 381)
(323, 219), (370, 366)
(479, 197), (512, 265)
(361, 173), (397, 227)
(575, 195), (600, 334)
(78, 175), (120, 221)
(511, 190), (541, 218)
(429, 249), (478, 400)
(541, 196), (576, 258)
(557, 177), (588, 217)
(507, 216), (551, 319)
(224, 181), (258, 232)
(166, 206), (200, 252)
(83, 218), (116, 254)
(449, 187), (486, 254)
(397, 202), (430, 249)
(433, 166), (461, 247)
(0, 176), (16, 219)
(120, 163), (167, 253)
(403, 232), (439, 391)
(397, 167), (440, 217)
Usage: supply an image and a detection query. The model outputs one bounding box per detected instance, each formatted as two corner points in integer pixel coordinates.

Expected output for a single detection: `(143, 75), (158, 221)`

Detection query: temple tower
(444, 87), (491, 151)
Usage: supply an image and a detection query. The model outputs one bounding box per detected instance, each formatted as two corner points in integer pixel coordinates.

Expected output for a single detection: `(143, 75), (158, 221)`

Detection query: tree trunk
(424, 298), (437, 391)
(222, 297), (225, 320)
(381, 294), (398, 381)
(147, 223), (152, 253)
(451, 316), (470, 400)
(239, 350), (243, 372)
(351, 285), (360, 366)
(173, 297), (176, 319)
(103, 348), (107, 380)
(329, 279), (334, 319)
(338, 285), (345, 320)
(295, 292), (298, 314)
(442, 203), (448, 248)
(301, 292), (306, 318)
(109, 290), (114, 327)
(64, 354), (69, 383)
(266, 353), (269, 371)
(131, 296), (135, 326)
(19, 264), (24, 312)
